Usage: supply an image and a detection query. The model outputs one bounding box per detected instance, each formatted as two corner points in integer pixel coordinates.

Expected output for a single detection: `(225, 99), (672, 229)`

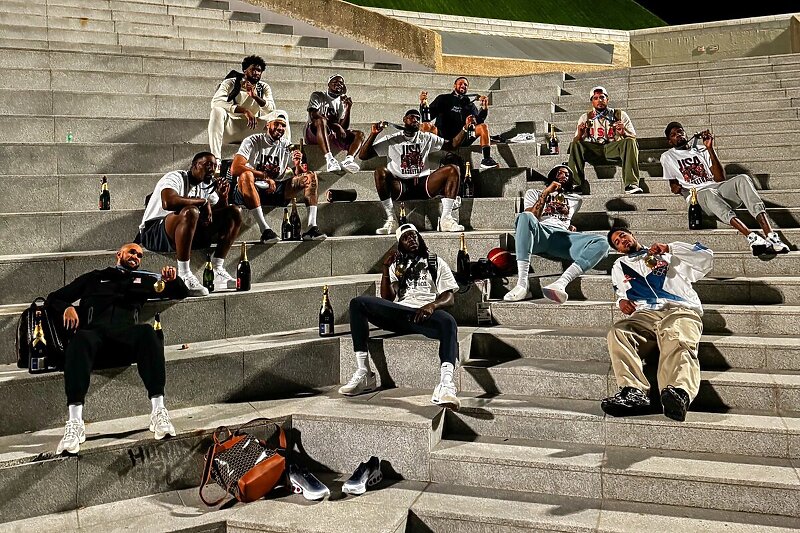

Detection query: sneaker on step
(260, 228), (279, 244)
(503, 285), (530, 302)
(600, 386), (650, 417)
(661, 385), (690, 422)
(438, 214), (464, 232)
(326, 157), (342, 173)
(301, 226), (327, 241)
(453, 195), (462, 211)
(341, 155), (360, 173)
(479, 157), (499, 170)
(213, 268), (237, 291)
(56, 418), (86, 455)
(338, 370), (377, 396)
(541, 282), (568, 304)
(149, 407), (176, 440)
(375, 218), (397, 235)
(624, 184), (643, 194)
(767, 232), (790, 254)
(431, 381), (460, 410)
(747, 233), (771, 256)
(342, 456), (382, 496)
(288, 464), (330, 500)
(181, 273), (209, 297)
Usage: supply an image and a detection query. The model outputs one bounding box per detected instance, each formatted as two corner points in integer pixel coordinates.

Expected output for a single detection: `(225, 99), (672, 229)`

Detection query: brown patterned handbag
(199, 420), (287, 505)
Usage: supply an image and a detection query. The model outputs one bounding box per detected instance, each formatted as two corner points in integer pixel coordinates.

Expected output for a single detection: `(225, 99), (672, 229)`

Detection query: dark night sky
(635, 1), (799, 25)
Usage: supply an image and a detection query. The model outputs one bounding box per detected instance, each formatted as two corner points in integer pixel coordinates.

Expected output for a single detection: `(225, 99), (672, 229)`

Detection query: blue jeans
(514, 212), (608, 271)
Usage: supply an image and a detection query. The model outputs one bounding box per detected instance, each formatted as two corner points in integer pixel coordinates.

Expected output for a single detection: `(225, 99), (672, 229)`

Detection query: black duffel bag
(16, 297), (69, 373)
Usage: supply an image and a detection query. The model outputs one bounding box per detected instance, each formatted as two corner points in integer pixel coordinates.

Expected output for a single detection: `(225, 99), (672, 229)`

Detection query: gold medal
(154, 279), (166, 293)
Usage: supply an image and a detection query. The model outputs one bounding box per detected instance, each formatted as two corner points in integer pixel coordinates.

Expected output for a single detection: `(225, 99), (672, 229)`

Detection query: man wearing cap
(230, 110), (326, 242)
(504, 164), (609, 303)
(208, 55), (275, 161)
(339, 223), (462, 410)
(305, 74), (364, 173)
(358, 109), (471, 234)
(419, 76), (499, 170)
(568, 86), (642, 194)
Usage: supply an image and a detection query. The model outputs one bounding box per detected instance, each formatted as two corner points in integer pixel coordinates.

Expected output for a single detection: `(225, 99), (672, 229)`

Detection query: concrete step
(567, 206), (800, 231)
(0, 197), (514, 254)
(0, 273), (379, 364)
(430, 436), (800, 517)
(554, 104), (800, 127)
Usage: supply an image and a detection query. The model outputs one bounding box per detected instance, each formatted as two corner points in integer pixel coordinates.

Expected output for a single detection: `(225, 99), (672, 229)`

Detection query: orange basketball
(487, 247), (514, 274)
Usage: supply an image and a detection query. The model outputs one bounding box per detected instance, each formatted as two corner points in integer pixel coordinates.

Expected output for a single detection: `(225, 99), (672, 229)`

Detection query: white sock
(441, 198), (455, 219)
(151, 395), (165, 413)
(177, 260), (191, 277)
(252, 207), (270, 232)
(516, 260), (530, 289)
(554, 263), (584, 288)
(212, 257), (225, 270)
(325, 152), (335, 161)
(308, 205), (318, 227)
(355, 351), (370, 373)
(440, 362), (455, 385)
(68, 404), (83, 422)
(381, 198), (394, 219)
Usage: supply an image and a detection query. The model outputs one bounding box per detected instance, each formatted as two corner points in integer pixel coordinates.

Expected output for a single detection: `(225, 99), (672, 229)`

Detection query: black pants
(64, 324), (166, 405)
(349, 295), (458, 365)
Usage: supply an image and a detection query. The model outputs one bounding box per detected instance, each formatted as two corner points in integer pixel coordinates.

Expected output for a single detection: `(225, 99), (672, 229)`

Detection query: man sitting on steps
(304, 74), (363, 173)
(358, 109), (470, 235)
(661, 121), (789, 255)
(602, 227), (713, 422)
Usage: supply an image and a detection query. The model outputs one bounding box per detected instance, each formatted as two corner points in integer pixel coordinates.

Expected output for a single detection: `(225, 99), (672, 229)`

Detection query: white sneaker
(149, 407), (176, 440)
(326, 157), (342, 173)
(438, 214), (464, 232)
(341, 155), (360, 173)
(503, 285), (530, 302)
(338, 370), (377, 396)
(767, 232), (790, 254)
(181, 273), (209, 297)
(342, 456), (382, 496)
(747, 233), (771, 256)
(453, 195), (462, 211)
(541, 282), (569, 304)
(213, 268), (236, 291)
(375, 218), (397, 235)
(431, 381), (460, 410)
(56, 418), (86, 455)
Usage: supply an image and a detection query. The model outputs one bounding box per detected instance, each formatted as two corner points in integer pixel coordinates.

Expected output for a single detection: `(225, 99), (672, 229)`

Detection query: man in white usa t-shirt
(661, 121), (788, 255)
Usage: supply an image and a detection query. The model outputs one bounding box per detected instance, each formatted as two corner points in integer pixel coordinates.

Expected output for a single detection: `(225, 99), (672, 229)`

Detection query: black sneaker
(342, 456), (382, 496)
(260, 228), (279, 244)
(661, 385), (690, 422)
(624, 184), (644, 194)
(301, 226), (327, 241)
(600, 386), (651, 417)
(479, 157), (499, 170)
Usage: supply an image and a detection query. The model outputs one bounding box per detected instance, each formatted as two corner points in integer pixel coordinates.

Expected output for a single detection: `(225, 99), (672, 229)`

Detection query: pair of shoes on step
(56, 408), (176, 455)
(503, 281), (568, 304)
(600, 385), (690, 422)
(288, 457), (382, 499)
(338, 370), (461, 410)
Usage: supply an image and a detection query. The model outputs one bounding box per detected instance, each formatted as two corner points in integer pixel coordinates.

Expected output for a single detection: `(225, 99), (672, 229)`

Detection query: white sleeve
(523, 189), (540, 210)
(236, 135), (256, 167)
(574, 113), (587, 139)
(660, 151), (682, 182)
(260, 82), (275, 113)
(621, 111), (636, 138)
(668, 241), (714, 282)
(389, 262), (399, 284)
(435, 258), (459, 294)
(161, 172), (184, 195)
(211, 79), (237, 114)
(207, 192), (220, 206)
(373, 136), (390, 157)
(567, 195), (582, 223)
(610, 259), (629, 305)
(430, 133), (445, 152)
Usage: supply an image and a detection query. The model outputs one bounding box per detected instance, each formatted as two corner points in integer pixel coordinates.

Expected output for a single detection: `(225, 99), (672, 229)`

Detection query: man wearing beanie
(340, 223), (462, 410)
(568, 86), (642, 194)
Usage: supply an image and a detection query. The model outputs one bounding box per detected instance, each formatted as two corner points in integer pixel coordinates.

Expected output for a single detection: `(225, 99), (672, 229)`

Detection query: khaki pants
(208, 107), (269, 159)
(607, 308), (702, 401)
(568, 137), (640, 188)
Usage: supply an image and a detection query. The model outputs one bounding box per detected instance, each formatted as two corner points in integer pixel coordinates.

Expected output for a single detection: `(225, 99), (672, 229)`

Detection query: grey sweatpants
(696, 174), (765, 225)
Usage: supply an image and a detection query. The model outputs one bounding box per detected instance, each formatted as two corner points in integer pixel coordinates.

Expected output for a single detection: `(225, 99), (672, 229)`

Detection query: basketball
(487, 247), (515, 274)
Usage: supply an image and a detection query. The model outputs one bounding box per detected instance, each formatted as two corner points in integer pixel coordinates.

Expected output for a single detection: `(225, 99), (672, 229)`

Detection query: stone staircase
(1, 1), (800, 531)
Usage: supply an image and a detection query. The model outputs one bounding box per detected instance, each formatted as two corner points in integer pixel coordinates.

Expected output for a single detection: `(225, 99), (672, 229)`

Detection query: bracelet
(463, 127), (469, 133)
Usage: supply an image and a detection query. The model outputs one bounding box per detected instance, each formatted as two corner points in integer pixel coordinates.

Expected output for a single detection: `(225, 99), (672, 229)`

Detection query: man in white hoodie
(602, 226), (714, 422)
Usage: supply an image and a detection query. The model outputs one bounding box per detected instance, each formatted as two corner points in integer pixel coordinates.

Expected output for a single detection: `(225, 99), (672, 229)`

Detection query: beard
(403, 124), (420, 136)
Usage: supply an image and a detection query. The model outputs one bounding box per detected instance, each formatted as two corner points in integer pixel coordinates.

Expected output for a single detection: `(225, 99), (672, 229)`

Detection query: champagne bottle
(688, 187), (703, 230)
(290, 198), (302, 240)
(281, 208), (292, 241)
(461, 162), (474, 198)
(202, 253), (215, 293)
(153, 312), (164, 343)
(548, 124), (559, 155)
(399, 202), (408, 225)
(99, 176), (111, 210)
(29, 312), (49, 373)
(456, 232), (470, 281)
(236, 242), (251, 291)
(420, 96), (431, 123)
(318, 285), (335, 337)
(299, 139), (309, 173)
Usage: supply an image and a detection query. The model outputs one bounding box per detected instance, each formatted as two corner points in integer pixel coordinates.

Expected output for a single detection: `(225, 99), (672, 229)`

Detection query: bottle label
(319, 323), (332, 335)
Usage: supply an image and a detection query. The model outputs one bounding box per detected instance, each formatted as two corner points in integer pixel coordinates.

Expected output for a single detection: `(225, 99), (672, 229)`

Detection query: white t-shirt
(210, 78), (275, 118)
(140, 171), (219, 230)
(388, 256), (459, 309)
(236, 133), (292, 182)
(306, 91), (344, 123)
(523, 189), (582, 230)
(373, 131), (445, 179)
(574, 109), (636, 144)
(660, 146), (718, 197)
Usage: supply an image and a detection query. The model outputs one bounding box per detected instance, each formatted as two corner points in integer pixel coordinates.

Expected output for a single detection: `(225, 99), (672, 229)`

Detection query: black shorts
(138, 217), (213, 252)
(232, 180), (290, 207)
(388, 172), (433, 201)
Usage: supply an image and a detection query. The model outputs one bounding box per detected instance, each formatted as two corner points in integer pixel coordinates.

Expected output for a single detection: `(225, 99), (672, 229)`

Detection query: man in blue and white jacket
(602, 226), (714, 422)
